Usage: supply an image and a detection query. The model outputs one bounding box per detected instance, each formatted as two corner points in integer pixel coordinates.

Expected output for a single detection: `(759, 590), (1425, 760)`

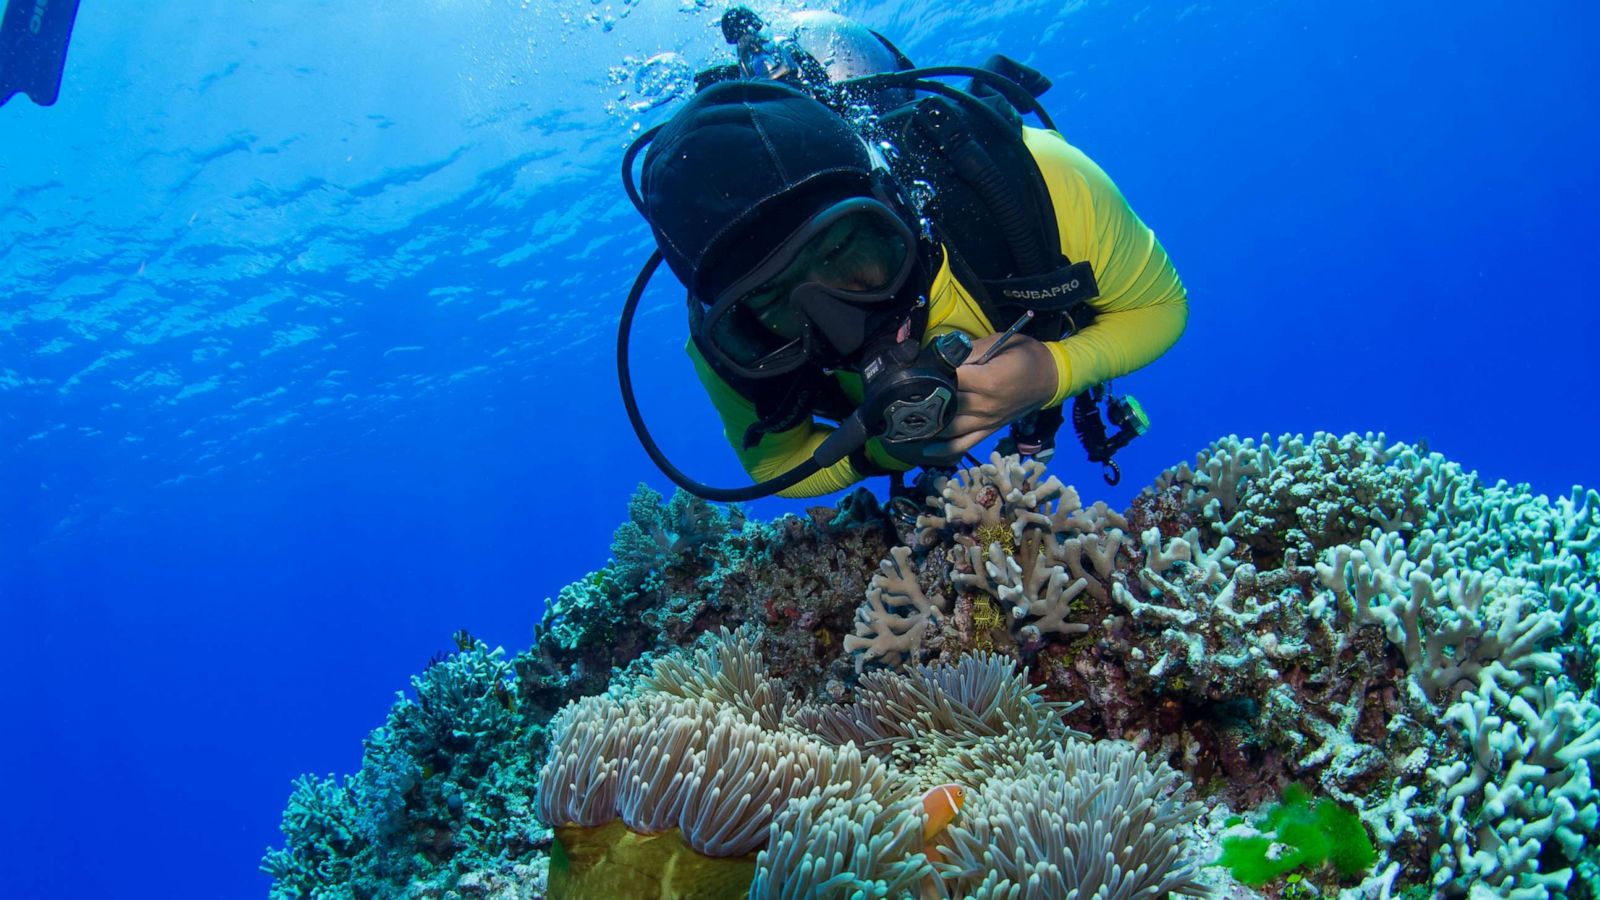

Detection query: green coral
(1215, 784), (1376, 886)
(263, 639), (548, 898)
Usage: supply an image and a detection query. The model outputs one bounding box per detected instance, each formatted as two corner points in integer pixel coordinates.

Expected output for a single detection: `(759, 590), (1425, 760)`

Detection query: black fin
(0, 0), (83, 108)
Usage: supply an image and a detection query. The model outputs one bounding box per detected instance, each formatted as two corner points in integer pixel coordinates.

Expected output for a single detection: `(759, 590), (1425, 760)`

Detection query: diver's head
(640, 80), (929, 379)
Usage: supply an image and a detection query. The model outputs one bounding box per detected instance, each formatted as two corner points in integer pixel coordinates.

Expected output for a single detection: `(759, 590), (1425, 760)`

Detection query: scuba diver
(0, 0), (82, 108)
(618, 8), (1186, 502)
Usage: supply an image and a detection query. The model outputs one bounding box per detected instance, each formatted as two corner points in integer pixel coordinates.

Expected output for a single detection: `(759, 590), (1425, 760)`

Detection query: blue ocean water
(1, 1), (1595, 896)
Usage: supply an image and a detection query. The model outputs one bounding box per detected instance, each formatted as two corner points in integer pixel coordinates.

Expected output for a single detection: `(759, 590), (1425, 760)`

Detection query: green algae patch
(549, 821), (757, 899)
(1216, 784), (1377, 886)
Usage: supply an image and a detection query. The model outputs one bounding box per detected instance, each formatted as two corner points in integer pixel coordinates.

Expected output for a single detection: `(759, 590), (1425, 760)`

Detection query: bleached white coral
(915, 452), (1066, 545)
(1138, 432), (1600, 898)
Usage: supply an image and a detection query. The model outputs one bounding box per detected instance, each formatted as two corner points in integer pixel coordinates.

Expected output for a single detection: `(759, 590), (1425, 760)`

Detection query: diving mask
(699, 196), (918, 379)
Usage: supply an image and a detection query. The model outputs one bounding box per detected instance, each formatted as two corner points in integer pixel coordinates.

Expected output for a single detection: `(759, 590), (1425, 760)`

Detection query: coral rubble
(266, 433), (1600, 900)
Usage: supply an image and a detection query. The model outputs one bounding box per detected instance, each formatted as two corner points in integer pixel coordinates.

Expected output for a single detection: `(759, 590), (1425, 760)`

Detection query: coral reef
(518, 485), (898, 733)
(841, 432), (1599, 898)
(608, 483), (739, 590)
(266, 432), (1599, 900)
(263, 638), (550, 899)
(537, 628), (1208, 898)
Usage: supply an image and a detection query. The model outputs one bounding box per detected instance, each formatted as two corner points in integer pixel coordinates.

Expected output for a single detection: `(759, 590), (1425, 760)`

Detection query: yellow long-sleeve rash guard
(688, 127), (1189, 498)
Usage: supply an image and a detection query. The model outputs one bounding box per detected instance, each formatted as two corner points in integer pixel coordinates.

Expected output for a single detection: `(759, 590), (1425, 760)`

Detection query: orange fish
(920, 783), (968, 898)
(921, 783), (967, 843)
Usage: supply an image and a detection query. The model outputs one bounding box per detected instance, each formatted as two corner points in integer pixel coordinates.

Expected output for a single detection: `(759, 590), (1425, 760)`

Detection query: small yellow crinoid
(970, 596), (1005, 651)
(974, 522), (1016, 555)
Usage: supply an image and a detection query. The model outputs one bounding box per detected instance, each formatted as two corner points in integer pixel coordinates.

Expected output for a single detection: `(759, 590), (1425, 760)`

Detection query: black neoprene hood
(640, 80), (877, 297)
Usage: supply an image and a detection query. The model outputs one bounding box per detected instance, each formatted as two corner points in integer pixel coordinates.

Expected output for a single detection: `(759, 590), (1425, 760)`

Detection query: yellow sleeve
(687, 343), (908, 499)
(1023, 129), (1189, 407)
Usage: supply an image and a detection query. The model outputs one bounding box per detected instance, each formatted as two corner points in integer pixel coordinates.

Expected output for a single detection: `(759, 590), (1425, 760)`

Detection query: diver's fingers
(923, 426), (1000, 458)
(936, 414), (993, 439)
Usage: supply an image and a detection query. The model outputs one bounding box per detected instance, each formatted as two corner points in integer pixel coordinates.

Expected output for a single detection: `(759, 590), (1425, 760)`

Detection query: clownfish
(920, 782), (969, 898)
(921, 783), (967, 843)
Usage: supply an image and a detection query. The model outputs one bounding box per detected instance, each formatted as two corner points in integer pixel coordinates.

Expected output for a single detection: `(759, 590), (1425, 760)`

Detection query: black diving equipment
(725, 7), (800, 83)
(1070, 384), (1150, 486)
(698, 196), (918, 379)
(618, 250), (968, 501)
(698, 7), (837, 96)
(859, 329), (972, 447)
(0, 0), (82, 108)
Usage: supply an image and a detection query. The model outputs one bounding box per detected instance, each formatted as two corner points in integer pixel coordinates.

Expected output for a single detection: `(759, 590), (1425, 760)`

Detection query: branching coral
(262, 774), (365, 892)
(842, 545), (947, 670)
(609, 483), (737, 588)
(263, 639), (547, 899)
(847, 453), (1131, 667)
(1130, 432), (1600, 898)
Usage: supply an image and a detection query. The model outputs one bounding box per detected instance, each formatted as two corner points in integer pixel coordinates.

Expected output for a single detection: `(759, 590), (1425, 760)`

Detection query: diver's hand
(919, 333), (1058, 459)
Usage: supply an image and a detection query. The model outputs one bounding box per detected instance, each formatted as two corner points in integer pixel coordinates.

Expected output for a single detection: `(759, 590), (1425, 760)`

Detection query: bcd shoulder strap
(878, 80), (1099, 343)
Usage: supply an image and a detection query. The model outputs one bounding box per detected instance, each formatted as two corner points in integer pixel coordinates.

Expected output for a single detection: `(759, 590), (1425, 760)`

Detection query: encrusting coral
(265, 431), (1599, 900)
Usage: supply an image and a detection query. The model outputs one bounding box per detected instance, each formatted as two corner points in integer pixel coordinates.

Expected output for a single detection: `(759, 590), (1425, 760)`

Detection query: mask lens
(738, 210), (909, 306)
(706, 304), (804, 368)
(701, 197), (918, 378)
